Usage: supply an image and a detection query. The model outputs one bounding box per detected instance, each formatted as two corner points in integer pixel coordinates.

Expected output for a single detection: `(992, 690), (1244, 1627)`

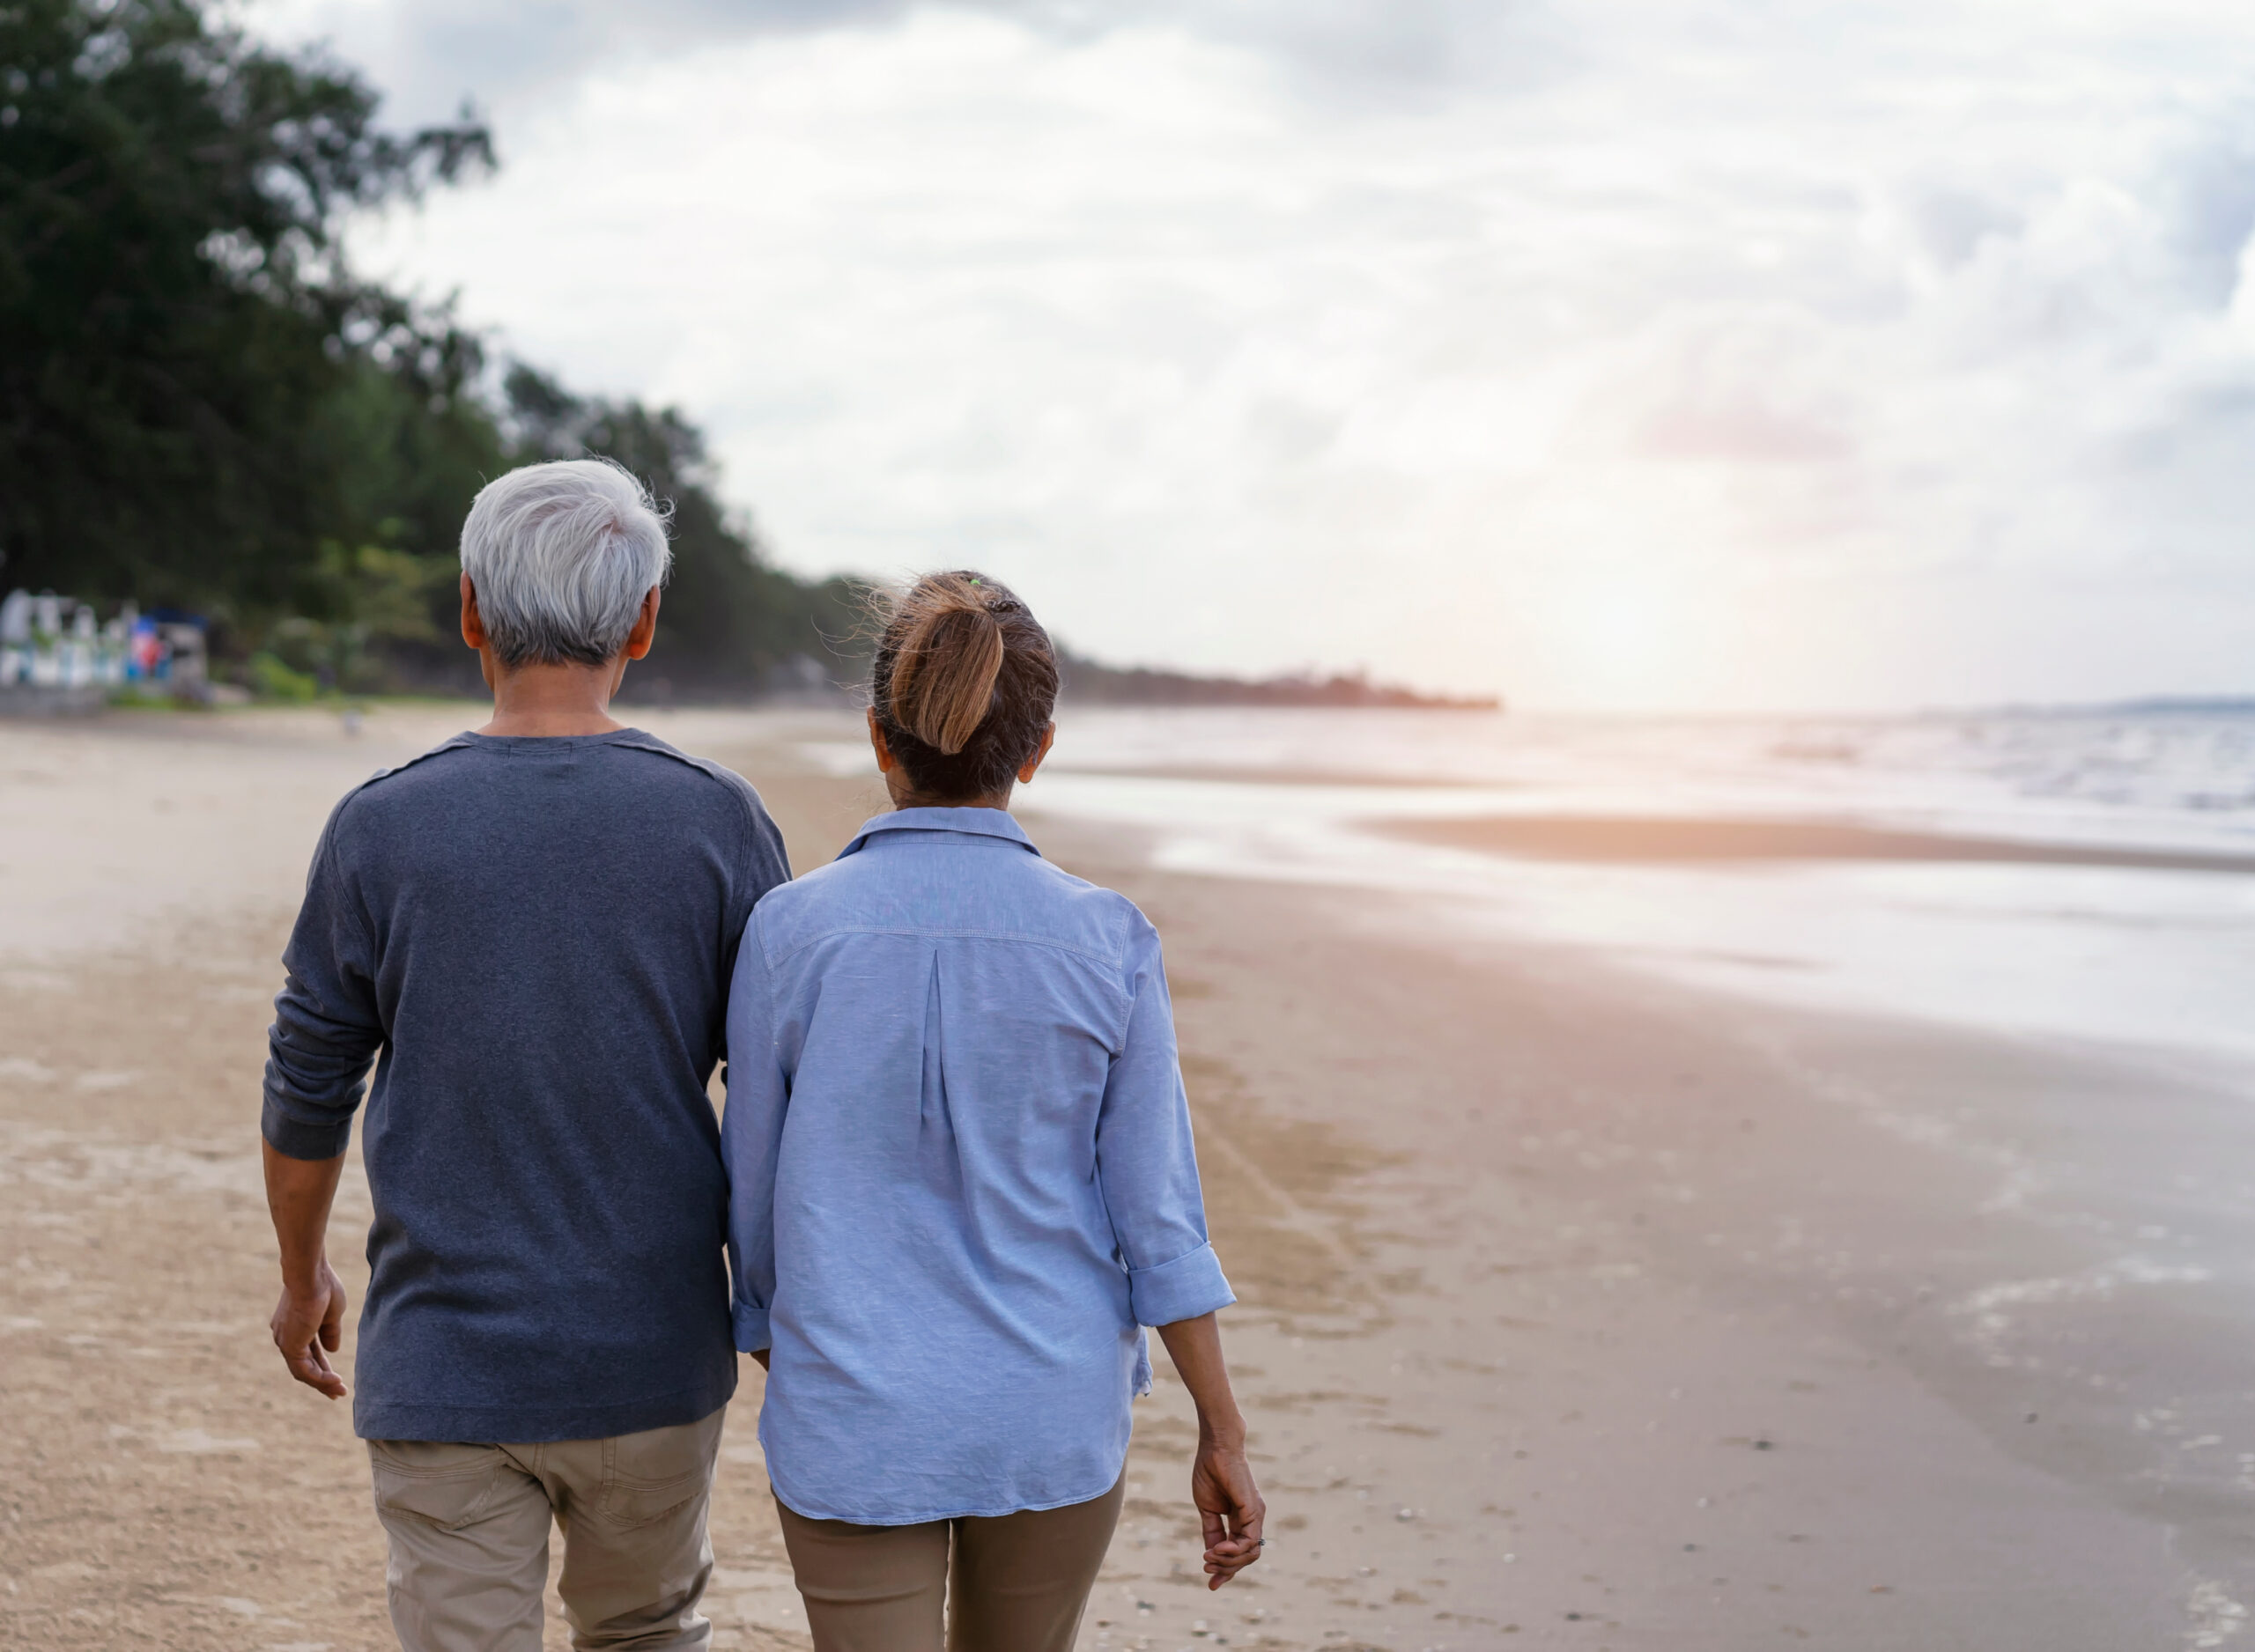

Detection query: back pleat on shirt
(915, 948), (964, 1203)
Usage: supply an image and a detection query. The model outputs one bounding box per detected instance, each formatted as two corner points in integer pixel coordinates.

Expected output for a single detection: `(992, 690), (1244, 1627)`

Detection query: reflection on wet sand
(1376, 814), (2255, 873)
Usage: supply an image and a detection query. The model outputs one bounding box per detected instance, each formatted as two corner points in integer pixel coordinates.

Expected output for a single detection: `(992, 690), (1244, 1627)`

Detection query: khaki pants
(773, 1474), (1127, 1652)
(367, 1408), (726, 1652)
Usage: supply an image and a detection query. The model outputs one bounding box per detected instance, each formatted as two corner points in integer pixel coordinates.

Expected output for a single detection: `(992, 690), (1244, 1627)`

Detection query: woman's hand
(1156, 1311), (1266, 1589)
(1190, 1428), (1266, 1589)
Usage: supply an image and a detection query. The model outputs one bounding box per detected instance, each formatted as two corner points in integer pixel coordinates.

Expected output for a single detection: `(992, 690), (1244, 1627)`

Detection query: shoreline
(3, 704), (2248, 1648)
(1021, 805), (2242, 1647)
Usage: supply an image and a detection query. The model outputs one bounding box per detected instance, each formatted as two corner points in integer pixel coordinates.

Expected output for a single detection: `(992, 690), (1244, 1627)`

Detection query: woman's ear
(867, 706), (898, 775)
(1018, 722), (1057, 785)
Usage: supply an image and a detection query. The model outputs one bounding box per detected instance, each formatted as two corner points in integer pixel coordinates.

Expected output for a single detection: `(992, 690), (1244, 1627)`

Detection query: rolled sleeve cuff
(733, 1302), (773, 1353)
(261, 1095), (351, 1161)
(1127, 1243), (1235, 1327)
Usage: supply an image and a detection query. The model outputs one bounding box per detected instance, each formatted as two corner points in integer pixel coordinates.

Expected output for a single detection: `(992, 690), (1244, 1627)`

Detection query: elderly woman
(722, 572), (1265, 1652)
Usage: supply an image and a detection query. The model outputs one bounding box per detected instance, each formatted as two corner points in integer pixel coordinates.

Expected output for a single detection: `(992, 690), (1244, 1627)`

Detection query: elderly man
(261, 458), (790, 1650)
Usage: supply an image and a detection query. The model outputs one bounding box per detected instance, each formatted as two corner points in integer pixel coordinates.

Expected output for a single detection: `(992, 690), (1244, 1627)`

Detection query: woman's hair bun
(870, 572), (1059, 800)
(888, 574), (1008, 755)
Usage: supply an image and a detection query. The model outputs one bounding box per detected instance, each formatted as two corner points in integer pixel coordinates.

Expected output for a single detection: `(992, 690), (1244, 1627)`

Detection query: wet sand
(0, 704), (2239, 1648)
(1378, 812), (2255, 874)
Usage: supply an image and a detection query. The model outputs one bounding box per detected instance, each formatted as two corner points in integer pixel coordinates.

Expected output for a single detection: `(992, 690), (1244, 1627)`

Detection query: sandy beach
(3, 704), (2245, 1649)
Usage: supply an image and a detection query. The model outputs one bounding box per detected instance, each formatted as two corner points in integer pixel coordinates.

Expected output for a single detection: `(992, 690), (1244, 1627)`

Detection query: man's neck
(477, 657), (628, 738)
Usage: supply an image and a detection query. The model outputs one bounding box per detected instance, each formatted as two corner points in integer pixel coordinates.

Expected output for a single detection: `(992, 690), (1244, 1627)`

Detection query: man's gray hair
(459, 459), (674, 667)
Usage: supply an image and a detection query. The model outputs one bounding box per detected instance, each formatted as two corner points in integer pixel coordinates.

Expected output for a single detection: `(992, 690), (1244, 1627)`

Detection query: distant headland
(1057, 650), (1500, 711)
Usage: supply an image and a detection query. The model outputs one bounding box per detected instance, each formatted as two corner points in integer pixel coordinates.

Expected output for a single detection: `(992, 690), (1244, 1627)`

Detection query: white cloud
(250, 0), (2255, 709)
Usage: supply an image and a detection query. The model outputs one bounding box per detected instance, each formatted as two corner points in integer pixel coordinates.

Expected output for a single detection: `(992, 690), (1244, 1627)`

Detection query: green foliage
(247, 650), (319, 701)
(503, 366), (863, 697)
(0, 0), (494, 621)
(329, 542), (450, 645)
(3, 0), (859, 700)
(255, 541), (455, 690)
(107, 682), (195, 710)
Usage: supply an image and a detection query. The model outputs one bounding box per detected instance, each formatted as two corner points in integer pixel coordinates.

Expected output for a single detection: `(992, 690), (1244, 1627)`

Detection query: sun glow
(1552, 586), (1674, 706)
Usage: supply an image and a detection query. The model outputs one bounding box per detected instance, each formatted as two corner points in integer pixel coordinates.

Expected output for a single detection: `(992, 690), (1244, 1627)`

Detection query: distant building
(0, 590), (208, 705)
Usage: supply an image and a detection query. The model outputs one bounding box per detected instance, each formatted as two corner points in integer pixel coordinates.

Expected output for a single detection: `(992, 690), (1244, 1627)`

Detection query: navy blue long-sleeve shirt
(262, 729), (790, 1443)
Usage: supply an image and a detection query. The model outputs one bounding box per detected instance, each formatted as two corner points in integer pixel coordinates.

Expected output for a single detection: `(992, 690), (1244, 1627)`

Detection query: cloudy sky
(250, 0), (2255, 710)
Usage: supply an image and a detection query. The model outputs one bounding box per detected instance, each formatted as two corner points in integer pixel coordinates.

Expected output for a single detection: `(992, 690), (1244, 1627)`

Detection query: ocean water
(804, 705), (2255, 1582)
(808, 705), (2255, 1597)
(834, 707), (2255, 1069)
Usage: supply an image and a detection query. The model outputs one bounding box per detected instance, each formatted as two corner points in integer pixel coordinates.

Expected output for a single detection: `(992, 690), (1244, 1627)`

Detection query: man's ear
(459, 573), (486, 652)
(623, 586), (662, 661)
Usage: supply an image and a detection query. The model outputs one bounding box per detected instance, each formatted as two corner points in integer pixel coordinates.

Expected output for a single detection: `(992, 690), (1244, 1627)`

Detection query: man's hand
(262, 1140), (349, 1399)
(271, 1259), (349, 1398)
(1190, 1432), (1266, 1589)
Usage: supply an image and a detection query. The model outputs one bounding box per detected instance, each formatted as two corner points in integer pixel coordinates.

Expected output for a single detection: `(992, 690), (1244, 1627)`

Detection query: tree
(0, 0), (492, 616)
(501, 366), (863, 698)
(2, 0), (863, 701)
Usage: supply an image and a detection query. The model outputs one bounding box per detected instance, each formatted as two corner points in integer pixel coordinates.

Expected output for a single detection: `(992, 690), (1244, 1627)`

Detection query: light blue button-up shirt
(722, 808), (1235, 1524)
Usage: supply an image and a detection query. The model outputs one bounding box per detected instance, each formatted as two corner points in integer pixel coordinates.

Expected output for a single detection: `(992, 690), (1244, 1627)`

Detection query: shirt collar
(839, 807), (1043, 859)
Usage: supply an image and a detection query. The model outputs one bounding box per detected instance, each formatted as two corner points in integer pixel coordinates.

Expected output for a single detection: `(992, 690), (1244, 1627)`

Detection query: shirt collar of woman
(838, 808), (1042, 859)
